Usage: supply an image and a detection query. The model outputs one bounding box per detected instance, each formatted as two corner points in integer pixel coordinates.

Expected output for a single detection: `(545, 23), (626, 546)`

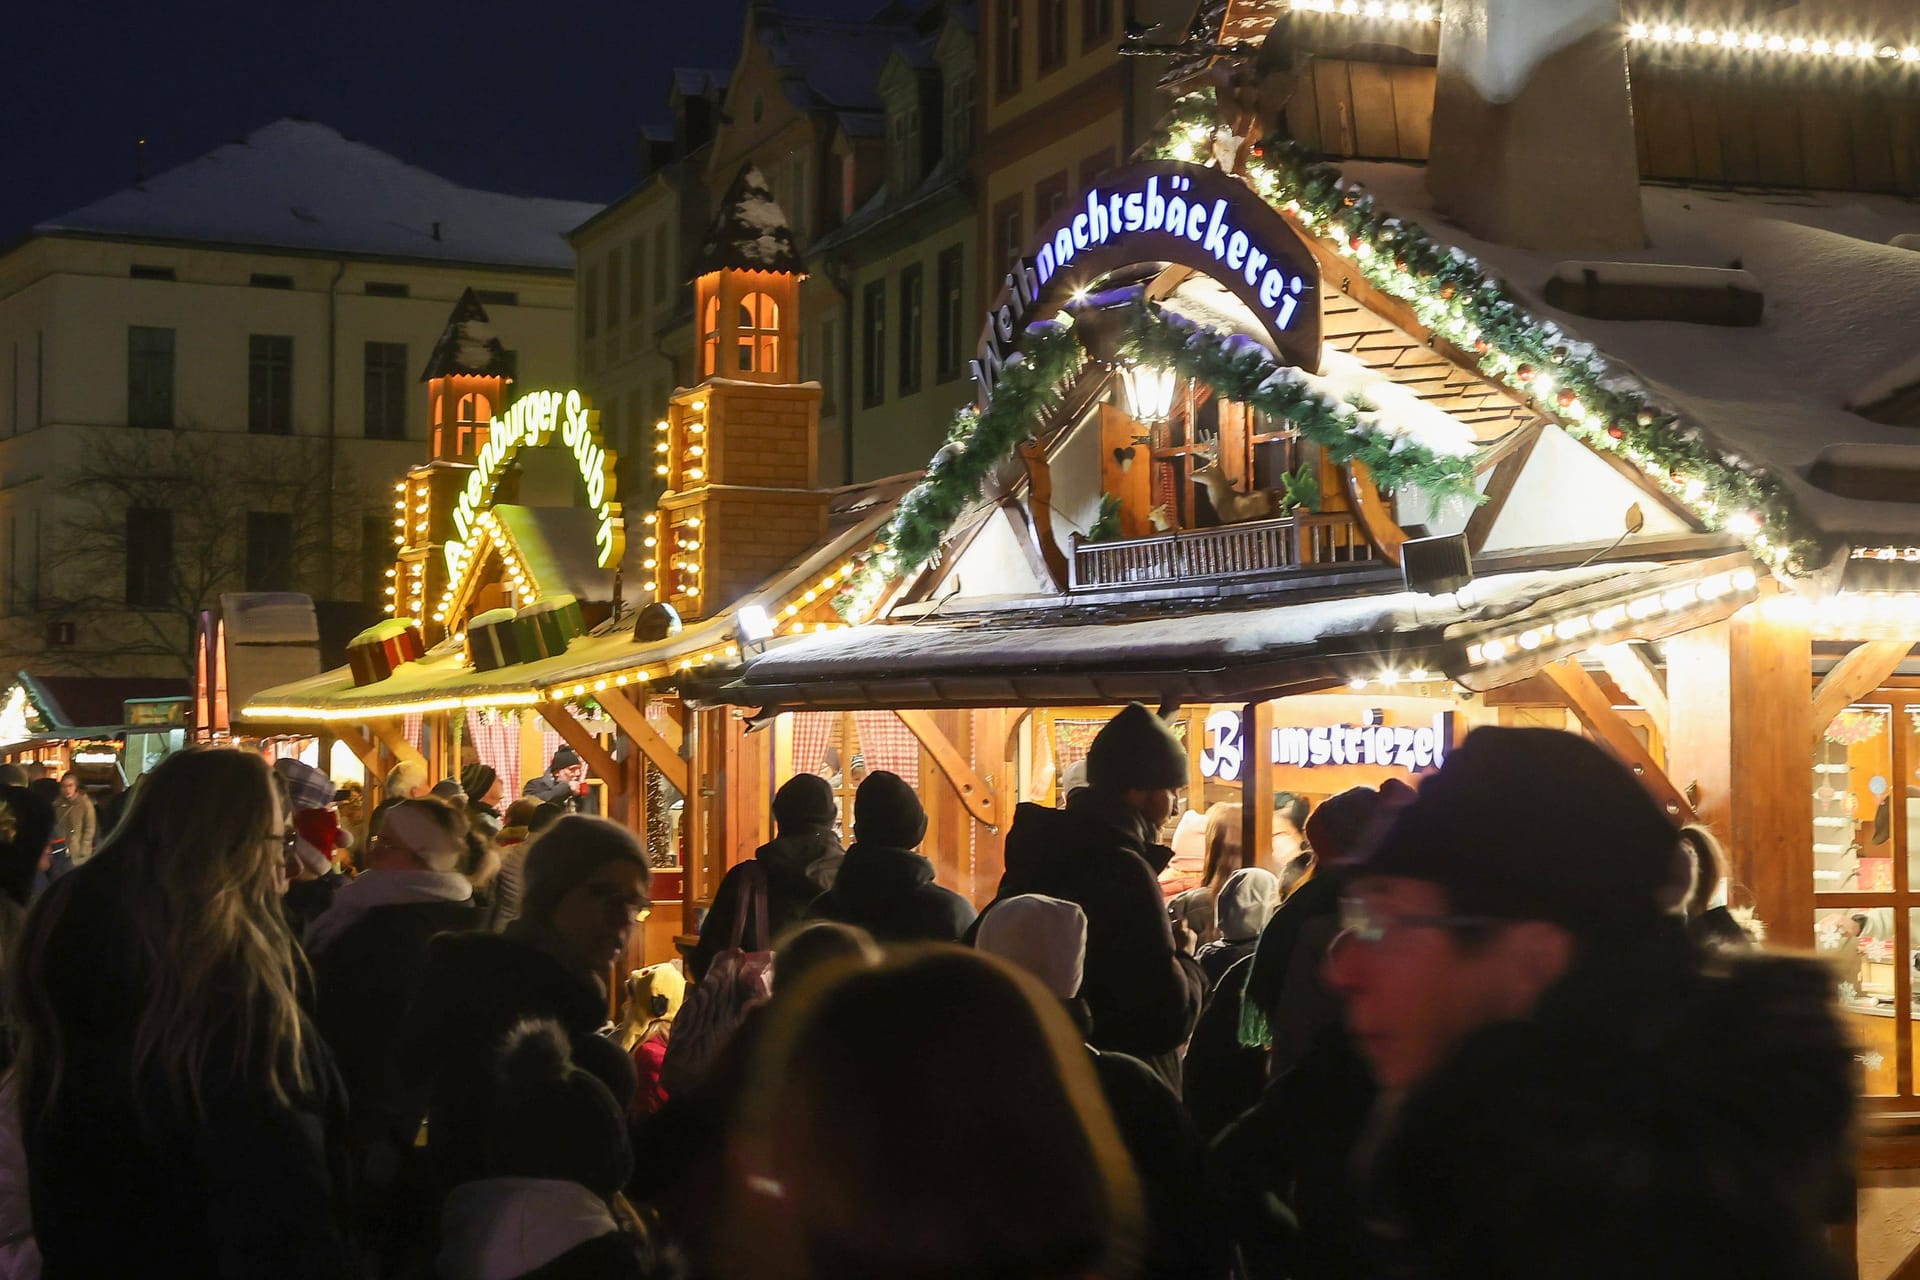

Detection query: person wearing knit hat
(976, 703), (1207, 1086)
(688, 772), (845, 982)
(808, 771), (975, 944)
(459, 762), (504, 839)
(522, 744), (599, 815)
(437, 1020), (673, 1280)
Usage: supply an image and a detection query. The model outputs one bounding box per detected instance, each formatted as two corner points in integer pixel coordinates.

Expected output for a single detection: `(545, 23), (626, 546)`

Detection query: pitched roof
(695, 164), (803, 275)
(419, 289), (512, 381)
(36, 119), (601, 271)
(19, 675), (188, 731)
(760, 10), (915, 113)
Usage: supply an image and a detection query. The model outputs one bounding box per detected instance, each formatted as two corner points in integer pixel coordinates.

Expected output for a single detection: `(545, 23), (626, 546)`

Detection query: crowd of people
(0, 714), (1861, 1279)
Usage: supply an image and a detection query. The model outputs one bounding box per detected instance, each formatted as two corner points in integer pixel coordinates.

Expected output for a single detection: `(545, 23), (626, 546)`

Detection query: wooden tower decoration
(388, 288), (513, 642)
(652, 165), (826, 621)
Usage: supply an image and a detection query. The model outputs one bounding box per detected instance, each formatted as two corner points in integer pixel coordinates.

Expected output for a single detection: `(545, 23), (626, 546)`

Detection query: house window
(1080, 147), (1115, 190)
(862, 281), (886, 408)
(247, 335), (293, 435)
(129, 265), (175, 281)
(936, 245), (965, 383)
(947, 69), (975, 158)
(1033, 170), (1069, 225)
(127, 326), (174, 429)
(584, 267), (601, 341)
(125, 507), (173, 608)
(1039, 0), (1067, 71)
(606, 249), (624, 333)
(245, 512), (293, 592)
(629, 237), (647, 320)
(891, 105), (921, 192)
(363, 341), (408, 440)
(249, 273), (294, 290)
(898, 265), (924, 397)
(702, 296), (721, 376)
(474, 289), (518, 307)
(1082, 0), (1113, 48)
(991, 196), (1023, 278)
(364, 281), (409, 298)
(737, 293), (780, 373)
(996, 0), (1023, 97)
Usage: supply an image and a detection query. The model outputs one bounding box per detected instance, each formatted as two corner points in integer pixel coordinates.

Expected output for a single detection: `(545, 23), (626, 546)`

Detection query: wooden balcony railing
(1069, 512), (1376, 592)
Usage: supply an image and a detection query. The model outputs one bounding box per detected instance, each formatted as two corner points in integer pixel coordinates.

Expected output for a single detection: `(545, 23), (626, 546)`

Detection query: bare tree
(36, 429), (381, 677)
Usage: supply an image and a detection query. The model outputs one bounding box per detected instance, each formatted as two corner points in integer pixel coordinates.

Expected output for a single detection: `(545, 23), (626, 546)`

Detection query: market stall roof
(0, 673), (190, 754)
(1339, 161), (1920, 547)
(709, 554), (1758, 710)
(241, 476), (913, 720)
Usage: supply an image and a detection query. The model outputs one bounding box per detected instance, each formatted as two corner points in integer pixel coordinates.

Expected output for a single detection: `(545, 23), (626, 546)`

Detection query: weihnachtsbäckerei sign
(971, 161), (1322, 406)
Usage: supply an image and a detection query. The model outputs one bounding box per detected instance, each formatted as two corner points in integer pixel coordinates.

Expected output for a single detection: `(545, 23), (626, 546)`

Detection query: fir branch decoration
(1122, 304), (1481, 508)
(1151, 90), (1824, 574)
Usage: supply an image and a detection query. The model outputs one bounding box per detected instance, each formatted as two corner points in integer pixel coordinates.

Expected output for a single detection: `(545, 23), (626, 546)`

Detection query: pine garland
(1154, 91), (1823, 574)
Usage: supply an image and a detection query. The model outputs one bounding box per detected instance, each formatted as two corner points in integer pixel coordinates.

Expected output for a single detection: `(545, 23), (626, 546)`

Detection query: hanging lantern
(1117, 360), (1177, 424)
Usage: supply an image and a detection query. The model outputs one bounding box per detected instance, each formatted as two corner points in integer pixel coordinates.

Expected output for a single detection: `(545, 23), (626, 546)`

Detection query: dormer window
(890, 104), (921, 194)
(946, 68), (974, 159)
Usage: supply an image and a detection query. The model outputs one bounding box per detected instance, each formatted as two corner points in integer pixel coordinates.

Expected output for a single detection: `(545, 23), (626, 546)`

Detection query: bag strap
(730, 860), (769, 952)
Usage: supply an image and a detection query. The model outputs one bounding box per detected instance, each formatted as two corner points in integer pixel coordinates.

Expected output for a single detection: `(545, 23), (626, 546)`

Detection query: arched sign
(443, 388), (624, 579)
(971, 161), (1323, 407)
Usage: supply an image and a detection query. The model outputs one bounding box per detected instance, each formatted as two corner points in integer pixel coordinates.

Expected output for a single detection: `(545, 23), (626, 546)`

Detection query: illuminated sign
(971, 161), (1321, 406)
(444, 389), (624, 578)
(1199, 706), (1453, 782)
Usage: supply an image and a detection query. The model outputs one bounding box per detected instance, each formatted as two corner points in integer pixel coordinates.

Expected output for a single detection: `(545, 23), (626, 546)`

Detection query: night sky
(4, 0), (874, 243)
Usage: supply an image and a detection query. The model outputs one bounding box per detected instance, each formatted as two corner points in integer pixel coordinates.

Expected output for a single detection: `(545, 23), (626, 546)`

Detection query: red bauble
(1608, 425), (1626, 440)
(1348, 235), (1364, 251)
(1515, 364), (1536, 383)
(1556, 388), (1577, 409)
(1473, 338), (1491, 354)
(1438, 282), (1456, 300)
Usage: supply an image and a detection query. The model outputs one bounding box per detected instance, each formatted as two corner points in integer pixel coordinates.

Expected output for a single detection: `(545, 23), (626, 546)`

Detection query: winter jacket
(629, 1035), (670, 1119)
(399, 928), (636, 1188)
(522, 773), (599, 815)
(688, 828), (842, 982)
(438, 1178), (670, 1280)
(1088, 1041), (1229, 1280)
(979, 788), (1207, 1078)
(1181, 954), (1270, 1141)
(467, 800), (502, 840)
(283, 872), (345, 941)
(807, 842), (975, 944)
(486, 842), (529, 933)
(50, 795), (93, 865)
(1370, 938), (1855, 1280)
(1194, 938), (1256, 989)
(306, 872), (480, 1157)
(21, 851), (355, 1280)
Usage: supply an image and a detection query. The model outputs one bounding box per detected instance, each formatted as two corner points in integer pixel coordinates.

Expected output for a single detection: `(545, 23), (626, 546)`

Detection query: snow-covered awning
(709, 554), (1758, 711)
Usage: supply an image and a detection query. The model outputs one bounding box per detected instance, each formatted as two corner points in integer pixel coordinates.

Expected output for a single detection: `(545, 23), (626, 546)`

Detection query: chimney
(1425, 0), (1646, 252)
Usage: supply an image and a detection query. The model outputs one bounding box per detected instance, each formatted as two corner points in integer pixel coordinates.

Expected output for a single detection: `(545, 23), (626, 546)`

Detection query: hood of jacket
(303, 867), (472, 957)
(1217, 867), (1282, 942)
(829, 842), (936, 909)
(437, 1178), (615, 1280)
(756, 828), (844, 895)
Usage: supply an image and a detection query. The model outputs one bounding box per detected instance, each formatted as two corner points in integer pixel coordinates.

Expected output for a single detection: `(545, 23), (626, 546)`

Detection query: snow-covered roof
(1341, 162), (1920, 544)
(36, 119), (602, 271)
(419, 289), (511, 381)
(695, 164), (803, 276)
(761, 11), (916, 113)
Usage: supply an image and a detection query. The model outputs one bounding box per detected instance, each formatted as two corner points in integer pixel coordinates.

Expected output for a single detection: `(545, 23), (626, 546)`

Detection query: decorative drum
(346, 619), (425, 687)
(466, 607), (523, 671)
(517, 594), (585, 660)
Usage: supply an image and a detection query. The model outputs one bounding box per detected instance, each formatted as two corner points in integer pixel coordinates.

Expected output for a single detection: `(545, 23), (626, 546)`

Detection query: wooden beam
(597, 690), (690, 796)
(367, 721), (425, 771)
(1017, 439), (1072, 591)
(1240, 699), (1276, 871)
(537, 703), (627, 798)
(1540, 659), (1695, 824)
(1812, 641), (1913, 742)
(1465, 424), (1540, 554)
(1596, 641), (1671, 744)
(335, 723), (384, 779)
(1342, 460), (1409, 566)
(895, 708), (997, 826)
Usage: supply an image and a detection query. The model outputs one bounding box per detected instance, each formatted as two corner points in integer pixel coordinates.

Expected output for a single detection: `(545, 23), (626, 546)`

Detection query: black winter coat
(398, 928), (635, 1187)
(688, 827), (841, 981)
(1181, 953), (1270, 1141)
(523, 773), (600, 814)
(22, 852), (355, 1280)
(980, 789), (1206, 1076)
(310, 896), (479, 1153)
(1088, 1041), (1229, 1280)
(807, 842), (976, 943)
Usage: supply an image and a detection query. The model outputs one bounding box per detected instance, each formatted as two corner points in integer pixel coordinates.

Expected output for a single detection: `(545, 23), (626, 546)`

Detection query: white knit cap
(976, 894), (1088, 1000)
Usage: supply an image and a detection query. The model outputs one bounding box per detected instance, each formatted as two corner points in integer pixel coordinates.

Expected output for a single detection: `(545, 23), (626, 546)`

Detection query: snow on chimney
(1425, 0), (1646, 252)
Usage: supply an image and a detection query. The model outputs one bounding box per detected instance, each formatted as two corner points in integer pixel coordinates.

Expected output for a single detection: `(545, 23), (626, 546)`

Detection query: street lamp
(1117, 360), (1177, 423)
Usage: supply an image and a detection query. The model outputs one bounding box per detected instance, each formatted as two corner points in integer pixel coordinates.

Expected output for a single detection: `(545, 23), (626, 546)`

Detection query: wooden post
(1241, 699), (1275, 871)
(1666, 599), (1813, 940)
(1540, 659), (1694, 824)
(1185, 706), (1208, 811)
(684, 709), (711, 908)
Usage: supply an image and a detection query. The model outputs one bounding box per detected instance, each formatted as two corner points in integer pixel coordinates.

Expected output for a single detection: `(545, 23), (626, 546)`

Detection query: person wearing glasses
(1325, 727), (1853, 1280)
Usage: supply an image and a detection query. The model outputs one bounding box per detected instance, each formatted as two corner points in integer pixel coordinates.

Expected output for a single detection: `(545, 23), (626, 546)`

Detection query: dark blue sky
(3, 0), (873, 241)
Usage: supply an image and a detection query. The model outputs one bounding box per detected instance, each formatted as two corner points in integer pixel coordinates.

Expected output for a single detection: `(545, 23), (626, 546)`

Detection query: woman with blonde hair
(621, 962), (687, 1118)
(719, 945), (1144, 1280)
(12, 747), (352, 1278)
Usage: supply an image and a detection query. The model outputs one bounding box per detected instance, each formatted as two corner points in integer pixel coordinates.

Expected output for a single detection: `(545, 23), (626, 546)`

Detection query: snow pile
(422, 290), (510, 379)
(1892, 234), (1920, 252)
(697, 164), (801, 275)
(1851, 350), (1920, 411)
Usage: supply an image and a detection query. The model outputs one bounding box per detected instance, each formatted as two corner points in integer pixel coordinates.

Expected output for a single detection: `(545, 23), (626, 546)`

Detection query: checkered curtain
(1052, 718), (1109, 776)
(403, 713), (424, 758)
(790, 712), (837, 778)
(853, 711), (919, 787)
(464, 712), (522, 799)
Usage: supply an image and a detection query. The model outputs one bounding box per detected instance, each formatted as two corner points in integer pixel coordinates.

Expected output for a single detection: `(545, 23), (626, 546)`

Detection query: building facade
(0, 120), (595, 679)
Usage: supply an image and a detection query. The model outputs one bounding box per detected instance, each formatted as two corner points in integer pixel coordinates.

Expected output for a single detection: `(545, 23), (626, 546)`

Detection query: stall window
(737, 292), (779, 373)
(1814, 698), (1920, 1104)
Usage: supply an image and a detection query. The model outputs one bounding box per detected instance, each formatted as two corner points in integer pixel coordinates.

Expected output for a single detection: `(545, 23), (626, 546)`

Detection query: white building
(0, 119), (599, 680)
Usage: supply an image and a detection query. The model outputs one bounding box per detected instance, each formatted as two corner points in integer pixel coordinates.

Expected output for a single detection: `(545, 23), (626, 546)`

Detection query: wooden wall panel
(1348, 60), (1403, 157)
(1389, 65), (1434, 160)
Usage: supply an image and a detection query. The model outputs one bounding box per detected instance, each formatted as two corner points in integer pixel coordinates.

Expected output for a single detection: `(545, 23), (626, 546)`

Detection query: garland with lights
(1154, 90), (1822, 573)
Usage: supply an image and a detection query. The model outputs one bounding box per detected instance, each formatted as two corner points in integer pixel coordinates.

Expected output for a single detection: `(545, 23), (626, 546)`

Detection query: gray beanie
(1085, 703), (1188, 793)
(519, 816), (650, 923)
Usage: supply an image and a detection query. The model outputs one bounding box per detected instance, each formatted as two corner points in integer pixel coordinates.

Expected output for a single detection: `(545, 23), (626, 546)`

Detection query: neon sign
(971, 161), (1321, 406)
(443, 388), (624, 578)
(1200, 706), (1453, 782)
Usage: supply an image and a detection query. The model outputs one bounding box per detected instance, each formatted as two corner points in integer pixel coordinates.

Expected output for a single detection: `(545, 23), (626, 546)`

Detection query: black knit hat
(490, 1019), (632, 1196)
(772, 772), (837, 831)
(550, 746), (581, 772)
(853, 770), (927, 849)
(1355, 727), (1680, 940)
(519, 816), (649, 923)
(1085, 703), (1188, 793)
(460, 763), (498, 800)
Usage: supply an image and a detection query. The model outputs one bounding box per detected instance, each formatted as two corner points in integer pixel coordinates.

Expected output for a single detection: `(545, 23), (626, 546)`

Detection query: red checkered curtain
(1052, 718), (1108, 776)
(465, 712), (522, 799)
(403, 714), (425, 760)
(789, 712), (837, 779)
(852, 711), (919, 787)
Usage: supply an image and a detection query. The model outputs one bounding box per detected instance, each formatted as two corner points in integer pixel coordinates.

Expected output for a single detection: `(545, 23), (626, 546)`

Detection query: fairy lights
(1465, 567), (1757, 668)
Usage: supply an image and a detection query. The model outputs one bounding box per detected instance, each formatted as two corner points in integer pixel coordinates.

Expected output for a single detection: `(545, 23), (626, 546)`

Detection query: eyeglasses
(1337, 896), (1502, 946)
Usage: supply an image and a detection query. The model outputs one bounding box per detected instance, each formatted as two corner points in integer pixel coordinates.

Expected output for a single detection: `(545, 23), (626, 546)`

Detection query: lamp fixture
(1117, 360), (1177, 424)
